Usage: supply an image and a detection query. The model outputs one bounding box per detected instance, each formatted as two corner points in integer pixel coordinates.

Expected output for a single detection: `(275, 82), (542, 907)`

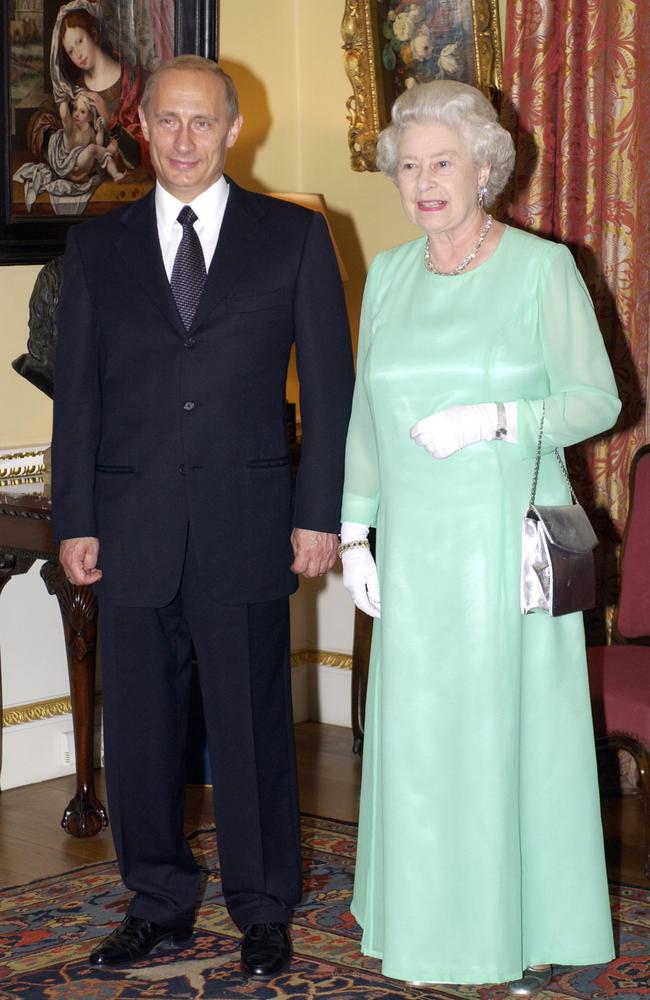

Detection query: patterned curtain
(501, 0), (650, 627)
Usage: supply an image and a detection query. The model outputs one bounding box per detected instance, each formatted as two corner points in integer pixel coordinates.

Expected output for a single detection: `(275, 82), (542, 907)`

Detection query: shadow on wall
(219, 59), (367, 353)
(218, 59), (272, 193)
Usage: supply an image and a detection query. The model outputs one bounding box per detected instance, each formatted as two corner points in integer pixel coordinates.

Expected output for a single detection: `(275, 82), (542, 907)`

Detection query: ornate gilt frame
(342, 0), (503, 171)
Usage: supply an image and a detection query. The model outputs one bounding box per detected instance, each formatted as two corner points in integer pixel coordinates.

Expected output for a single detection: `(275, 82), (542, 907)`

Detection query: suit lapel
(113, 191), (186, 337)
(191, 179), (268, 331)
(112, 181), (268, 337)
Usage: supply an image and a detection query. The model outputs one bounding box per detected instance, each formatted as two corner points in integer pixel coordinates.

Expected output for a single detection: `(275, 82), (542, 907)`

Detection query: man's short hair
(140, 55), (239, 122)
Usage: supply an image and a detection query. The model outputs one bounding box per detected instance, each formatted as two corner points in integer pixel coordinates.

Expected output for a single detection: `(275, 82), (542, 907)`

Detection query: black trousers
(98, 536), (302, 929)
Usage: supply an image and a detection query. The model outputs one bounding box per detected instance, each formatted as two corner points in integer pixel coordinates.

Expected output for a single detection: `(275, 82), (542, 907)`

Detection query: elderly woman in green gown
(339, 80), (619, 995)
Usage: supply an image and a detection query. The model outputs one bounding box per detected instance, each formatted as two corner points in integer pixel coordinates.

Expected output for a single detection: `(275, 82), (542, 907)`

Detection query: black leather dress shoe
(240, 922), (292, 979)
(88, 914), (193, 967)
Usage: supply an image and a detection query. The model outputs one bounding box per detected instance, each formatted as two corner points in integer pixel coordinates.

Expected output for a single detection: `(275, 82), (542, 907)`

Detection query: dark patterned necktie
(170, 205), (206, 330)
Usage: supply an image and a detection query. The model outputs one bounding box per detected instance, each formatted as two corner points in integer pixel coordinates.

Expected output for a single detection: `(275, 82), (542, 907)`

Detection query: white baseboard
(1, 714), (77, 789)
(0, 709), (103, 790)
(291, 662), (352, 728)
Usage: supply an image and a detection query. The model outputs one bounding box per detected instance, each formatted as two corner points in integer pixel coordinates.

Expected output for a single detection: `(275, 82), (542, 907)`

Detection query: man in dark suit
(52, 55), (354, 978)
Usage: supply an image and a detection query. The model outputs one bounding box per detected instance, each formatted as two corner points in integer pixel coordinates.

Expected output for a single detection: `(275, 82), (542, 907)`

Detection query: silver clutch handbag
(520, 403), (598, 617)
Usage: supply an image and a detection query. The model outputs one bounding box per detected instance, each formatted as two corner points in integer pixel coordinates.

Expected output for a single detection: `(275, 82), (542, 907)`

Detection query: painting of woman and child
(10, 0), (174, 217)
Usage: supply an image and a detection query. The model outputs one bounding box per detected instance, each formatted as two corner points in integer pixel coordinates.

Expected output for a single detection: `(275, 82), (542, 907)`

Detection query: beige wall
(0, 0), (508, 447)
(1, 265), (50, 447)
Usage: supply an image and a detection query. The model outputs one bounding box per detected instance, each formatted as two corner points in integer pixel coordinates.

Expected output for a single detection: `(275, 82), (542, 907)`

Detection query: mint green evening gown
(341, 226), (620, 985)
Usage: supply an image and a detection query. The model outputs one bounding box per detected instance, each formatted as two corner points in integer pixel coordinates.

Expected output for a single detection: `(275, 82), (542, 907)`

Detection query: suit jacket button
(179, 464), (186, 474)
(183, 401), (195, 411)
(184, 338), (196, 348)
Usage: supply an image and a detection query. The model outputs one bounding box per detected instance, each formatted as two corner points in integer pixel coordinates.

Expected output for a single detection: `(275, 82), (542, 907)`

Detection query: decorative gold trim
(341, 0), (383, 172)
(0, 448), (46, 483)
(291, 649), (352, 670)
(472, 0), (503, 91)
(2, 696), (72, 727)
(0, 449), (44, 461)
(342, 0), (504, 172)
(0, 476), (45, 487)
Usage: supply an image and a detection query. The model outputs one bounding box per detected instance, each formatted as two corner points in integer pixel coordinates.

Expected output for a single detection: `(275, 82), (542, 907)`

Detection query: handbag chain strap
(528, 400), (578, 507)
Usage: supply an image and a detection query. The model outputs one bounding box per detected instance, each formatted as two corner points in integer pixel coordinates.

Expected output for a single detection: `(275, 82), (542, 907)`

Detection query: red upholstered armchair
(587, 444), (650, 878)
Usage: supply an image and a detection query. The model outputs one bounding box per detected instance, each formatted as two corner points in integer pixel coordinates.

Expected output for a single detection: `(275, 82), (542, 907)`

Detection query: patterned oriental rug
(0, 816), (648, 999)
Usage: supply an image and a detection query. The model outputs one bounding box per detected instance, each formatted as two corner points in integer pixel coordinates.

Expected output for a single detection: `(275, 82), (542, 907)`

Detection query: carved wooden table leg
(0, 551), (36, 596)
(41, 561), (108, 837)
(0, 555), (19, 597)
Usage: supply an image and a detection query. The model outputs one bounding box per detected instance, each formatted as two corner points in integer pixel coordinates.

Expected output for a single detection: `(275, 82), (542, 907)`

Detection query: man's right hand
(59, 537), (103, 585)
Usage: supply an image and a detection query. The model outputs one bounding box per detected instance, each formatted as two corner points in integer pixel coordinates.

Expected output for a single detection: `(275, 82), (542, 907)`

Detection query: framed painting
(342, 0), (503, 171)
(0, 0), (219, 264)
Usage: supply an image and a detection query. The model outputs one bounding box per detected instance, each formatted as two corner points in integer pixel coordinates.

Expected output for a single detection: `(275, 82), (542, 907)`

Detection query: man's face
(138, 68), (242, 202)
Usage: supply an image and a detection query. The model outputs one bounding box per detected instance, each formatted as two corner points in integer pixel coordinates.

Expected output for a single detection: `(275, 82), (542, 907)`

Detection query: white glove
(339, 521), (381, 619)
(410, 402), (517, 458)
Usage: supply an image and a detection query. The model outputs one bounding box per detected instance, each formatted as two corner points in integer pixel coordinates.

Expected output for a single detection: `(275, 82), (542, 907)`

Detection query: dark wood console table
(350, 528), (376, 756)
(351, 607), (372, 755)
(0, 479), (107, 837)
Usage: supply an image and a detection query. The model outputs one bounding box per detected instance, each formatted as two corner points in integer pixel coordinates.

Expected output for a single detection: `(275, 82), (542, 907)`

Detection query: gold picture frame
(342, 0), (503, 171)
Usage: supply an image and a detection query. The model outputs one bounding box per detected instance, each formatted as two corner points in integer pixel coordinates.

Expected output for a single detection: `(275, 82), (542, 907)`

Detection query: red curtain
(501, 0), (650, 622)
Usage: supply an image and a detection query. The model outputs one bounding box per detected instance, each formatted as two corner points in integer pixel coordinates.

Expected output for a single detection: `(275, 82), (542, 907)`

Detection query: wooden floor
(0, 721), (647, 890)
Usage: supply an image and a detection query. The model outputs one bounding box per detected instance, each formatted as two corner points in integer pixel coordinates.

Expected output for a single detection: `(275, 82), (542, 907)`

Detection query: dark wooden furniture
(350, 527), (376, 756)
(0, 479), (107, 837)
(351, 608), (372, 755)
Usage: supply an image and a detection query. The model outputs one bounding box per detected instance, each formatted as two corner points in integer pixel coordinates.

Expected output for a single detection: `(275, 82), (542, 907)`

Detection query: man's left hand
(290, 528), (338, 577)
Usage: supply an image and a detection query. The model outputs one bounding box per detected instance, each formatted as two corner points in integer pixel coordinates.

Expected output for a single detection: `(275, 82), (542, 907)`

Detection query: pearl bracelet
(338, 539), (370, 557)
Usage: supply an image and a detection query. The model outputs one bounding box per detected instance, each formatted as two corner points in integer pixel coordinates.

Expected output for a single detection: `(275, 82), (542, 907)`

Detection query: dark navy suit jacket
(52, 179), (354, 607)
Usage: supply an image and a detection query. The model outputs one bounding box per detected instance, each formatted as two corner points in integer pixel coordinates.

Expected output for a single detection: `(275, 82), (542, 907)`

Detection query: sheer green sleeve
(516, 244), (621, 455)
(341, 255), (384, 526)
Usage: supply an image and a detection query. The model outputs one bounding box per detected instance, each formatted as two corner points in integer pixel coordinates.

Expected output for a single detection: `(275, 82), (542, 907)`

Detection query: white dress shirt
(155, 176), (230, 280)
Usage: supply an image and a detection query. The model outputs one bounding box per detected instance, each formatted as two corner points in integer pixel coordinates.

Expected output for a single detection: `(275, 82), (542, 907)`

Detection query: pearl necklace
(424, 214), (493, 276)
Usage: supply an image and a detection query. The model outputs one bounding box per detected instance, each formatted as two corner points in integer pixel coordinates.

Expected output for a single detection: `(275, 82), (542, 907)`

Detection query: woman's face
(62, 25), (97, 73)
(396, 120), (489, 238)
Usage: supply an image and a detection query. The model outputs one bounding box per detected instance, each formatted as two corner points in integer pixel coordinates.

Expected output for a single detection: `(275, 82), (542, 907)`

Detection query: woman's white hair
(377, 80), (515, 205)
